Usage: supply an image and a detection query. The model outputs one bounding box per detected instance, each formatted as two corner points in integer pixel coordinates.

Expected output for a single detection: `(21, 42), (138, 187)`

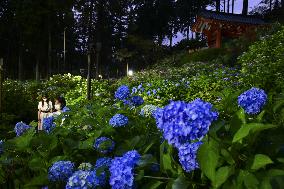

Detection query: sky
(166, 0), (263, 45)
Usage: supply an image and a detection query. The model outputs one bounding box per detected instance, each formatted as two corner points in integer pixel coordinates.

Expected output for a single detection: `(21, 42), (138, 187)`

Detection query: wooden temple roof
(198, 10), (267, 25)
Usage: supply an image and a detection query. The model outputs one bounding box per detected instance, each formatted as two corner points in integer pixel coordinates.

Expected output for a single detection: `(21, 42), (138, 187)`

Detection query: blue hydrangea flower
(154, 99), (218, 148)
(131, 96), (144, 106)
(78, 163), (93, 171)
(131, 87), (138, 95)
(93, 137), (115, 154)
(14, 122), (31, 137)
(48, 161), (75, 182)
(43, 116), (56, 133)
(152, 89), (157, 95)
(95, 157), (112, 169)
(238, 87), (267, 114)
(140, 104), (158, 118)
(0, 140), (3, 155)
(178, 142), (203, 173)
(109, 150), (141, 189)
(115, 85), (130, 100)
(65, 170), (99, 189)
(109, 114), (129, 127)
(146, 91), (151, 96)
(137, 84), (143, 90)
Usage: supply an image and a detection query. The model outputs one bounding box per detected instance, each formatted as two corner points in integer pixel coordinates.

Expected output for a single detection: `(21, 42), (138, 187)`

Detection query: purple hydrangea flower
(154, 99), (218, 148)
(109, 150), (141, 189)
(109, 114), (129, 127)
(115, 85), (130, 100)
(178, 142), (203, 173)
(238, 87), (267, 114)
(95, 157), (112, 169)
(93, 137), (115, 154)
(48, 161), (75, 182)
(14, 122), (31, 137)
(131, 96), (144, 106)
(65, 170), (99, 189)
(43, 116), (56, 133)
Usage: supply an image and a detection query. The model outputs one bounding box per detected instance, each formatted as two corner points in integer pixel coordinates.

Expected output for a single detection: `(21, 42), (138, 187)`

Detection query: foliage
(1, 29), (284, 188)
(239, 27), (284, 92)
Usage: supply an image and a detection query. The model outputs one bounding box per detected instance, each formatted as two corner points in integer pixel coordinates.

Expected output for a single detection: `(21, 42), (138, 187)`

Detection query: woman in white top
(38, 94), (53, 130)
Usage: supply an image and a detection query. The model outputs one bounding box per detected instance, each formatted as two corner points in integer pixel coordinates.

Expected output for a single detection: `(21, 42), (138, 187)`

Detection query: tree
(242, 0), (249, 15)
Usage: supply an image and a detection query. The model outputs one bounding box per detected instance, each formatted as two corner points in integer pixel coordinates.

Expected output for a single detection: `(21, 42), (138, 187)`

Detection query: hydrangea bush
(93, 137), (115, 154)
(14, 122), (31, 136)
(238, 87), (267, 114)
(48, 161), (75, 182)
(109, 114), (129, 127)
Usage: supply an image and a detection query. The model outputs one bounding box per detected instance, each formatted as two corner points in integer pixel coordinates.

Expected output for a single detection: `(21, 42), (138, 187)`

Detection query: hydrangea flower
(95, 157), (112, 169)
(66, 170), (99, 189)
(130, 96), (144, 106)
(178, 142), (203, 173)
(43, 116), (56, 133)
(109, 114), (128, 127)
(115, 85), (130, 100)
(48, 161), (75, 182)
(0, 140), (3, 155)
(146, 91), (151, 96)
(140, 104), (158, 118)
(154, 99), (218, 148)
(78, 163), (93, 171)
(131, 87), (138, 95)
(109, 150), (141, 189)
(238, 87), (267, 114)
(93, 137), (115, 154)
(14, 122), (31, 137)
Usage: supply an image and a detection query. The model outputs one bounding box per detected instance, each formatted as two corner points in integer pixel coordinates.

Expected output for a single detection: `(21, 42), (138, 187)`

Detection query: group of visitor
(37, 93), (69, 131)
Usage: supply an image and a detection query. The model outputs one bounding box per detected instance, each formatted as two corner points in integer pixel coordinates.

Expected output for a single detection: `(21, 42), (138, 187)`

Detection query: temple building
(191, 10), (268, 48)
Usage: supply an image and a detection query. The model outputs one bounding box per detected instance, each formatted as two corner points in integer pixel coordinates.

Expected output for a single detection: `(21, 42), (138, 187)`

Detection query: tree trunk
(223, 0), (226, 12)
(36, 57), (40, 81)
(242, 0), (249, 15)
(186, 26), (190, 40)
(18, 46), (23, 80)
(232, 0), (235, 13)
(216, 0), (221, 12)
(48, 30), (52, 78)
(270, 0), (272, 10)
(275, 0), (279, 8)
(227, 0), (230, 13)
(282, 0), (284, 7)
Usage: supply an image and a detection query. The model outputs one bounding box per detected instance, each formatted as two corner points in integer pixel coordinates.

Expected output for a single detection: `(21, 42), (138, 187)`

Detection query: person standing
(38, 94), (53, 131)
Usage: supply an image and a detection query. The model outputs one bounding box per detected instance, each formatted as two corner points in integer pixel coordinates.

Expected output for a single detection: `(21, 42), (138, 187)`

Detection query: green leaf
(260, 178), (272, 189)
(244, 172), (259, 189)
(198, 140), (219, 182)
(172, 176), (190, 189)
(237, 109), (246, 124)
(233, 123), (276, 143)
(251, 154), (273, 170)
(141, 181), (163, 189)
(221, 149), (235, 165)
(213, 166), (233, 188)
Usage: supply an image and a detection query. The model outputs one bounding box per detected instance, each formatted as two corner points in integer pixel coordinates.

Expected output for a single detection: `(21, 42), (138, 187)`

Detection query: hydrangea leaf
(213, 166), (233, 188)
(141, 181), (163, 189)
(172, 176), (190, 189)
(243, 172), (259, 189)
(233, 123), (276, 143)
(198, 139), (219, 183)
(251, 154), (273, 170)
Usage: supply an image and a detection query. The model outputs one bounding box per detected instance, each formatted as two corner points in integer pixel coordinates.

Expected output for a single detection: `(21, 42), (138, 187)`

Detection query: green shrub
(239, 27), (284, 92)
